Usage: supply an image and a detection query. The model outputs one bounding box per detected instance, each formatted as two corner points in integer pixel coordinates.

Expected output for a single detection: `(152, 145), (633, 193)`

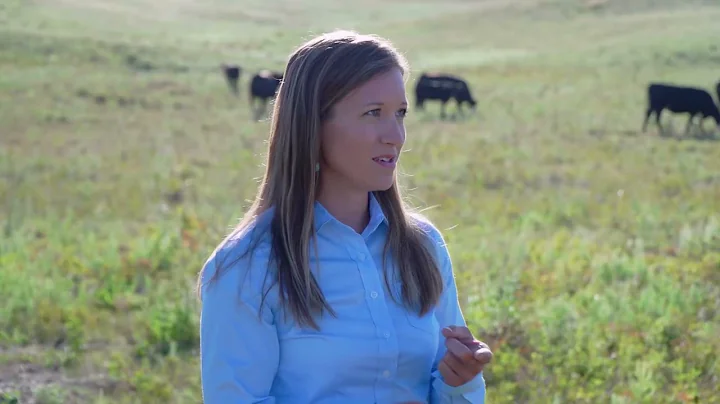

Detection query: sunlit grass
(1, 0), (719, 402)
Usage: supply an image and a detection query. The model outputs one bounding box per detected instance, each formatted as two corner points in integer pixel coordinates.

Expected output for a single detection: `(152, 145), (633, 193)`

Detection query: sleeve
(426, 226), (486, 404)
(199, 245), (280, 404)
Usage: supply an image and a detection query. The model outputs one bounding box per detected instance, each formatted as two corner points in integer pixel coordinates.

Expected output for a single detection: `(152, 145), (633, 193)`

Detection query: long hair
(197, 30), (444, 330)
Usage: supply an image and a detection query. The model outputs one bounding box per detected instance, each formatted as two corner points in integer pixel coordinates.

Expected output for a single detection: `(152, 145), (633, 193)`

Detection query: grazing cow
(249, 70), (283, 120)
(221, 64), (242, 96)
(415, 73), (477, 119)
(642, 82), (720, 134)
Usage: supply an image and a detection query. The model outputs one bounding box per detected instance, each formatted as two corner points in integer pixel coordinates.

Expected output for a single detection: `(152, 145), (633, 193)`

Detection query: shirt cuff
(432, 370), (486, 396)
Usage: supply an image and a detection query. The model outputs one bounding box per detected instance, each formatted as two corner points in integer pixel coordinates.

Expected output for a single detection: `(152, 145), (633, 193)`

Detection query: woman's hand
(438, 325), (493, 387)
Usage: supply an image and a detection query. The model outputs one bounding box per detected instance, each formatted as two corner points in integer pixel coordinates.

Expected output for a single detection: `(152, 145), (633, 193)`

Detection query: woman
(197, 30), (493, 403)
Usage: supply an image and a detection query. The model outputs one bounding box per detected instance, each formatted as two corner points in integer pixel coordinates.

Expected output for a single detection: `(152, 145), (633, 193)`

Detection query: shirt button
(382, 370), (391, 378)
(370, 291), (378, 299)
(383, 332), (390, 338)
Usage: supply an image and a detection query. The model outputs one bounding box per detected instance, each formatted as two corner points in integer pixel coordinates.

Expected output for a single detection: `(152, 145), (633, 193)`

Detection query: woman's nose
(380, 120), (405, 146)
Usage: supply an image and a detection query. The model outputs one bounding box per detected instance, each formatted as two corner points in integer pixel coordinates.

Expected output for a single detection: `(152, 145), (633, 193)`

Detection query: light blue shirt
(199, 193), (486, 403)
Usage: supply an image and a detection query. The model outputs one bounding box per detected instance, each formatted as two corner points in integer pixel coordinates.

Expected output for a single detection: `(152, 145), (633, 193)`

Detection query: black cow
(642, 82), (720, 134)
(250, 70), (283, 120)
(415, 73), (477, 119)
(221, 64), (242, 96)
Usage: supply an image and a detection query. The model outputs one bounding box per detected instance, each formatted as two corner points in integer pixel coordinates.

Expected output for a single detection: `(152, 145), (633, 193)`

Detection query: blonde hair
(197, 30), (444, 330)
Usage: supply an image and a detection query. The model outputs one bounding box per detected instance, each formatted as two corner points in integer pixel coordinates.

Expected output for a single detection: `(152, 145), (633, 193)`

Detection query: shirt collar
(313, 192), (389, 236)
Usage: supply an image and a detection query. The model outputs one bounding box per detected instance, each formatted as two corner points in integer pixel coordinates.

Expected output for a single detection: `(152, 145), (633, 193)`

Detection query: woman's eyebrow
(363, 101), (408, 107)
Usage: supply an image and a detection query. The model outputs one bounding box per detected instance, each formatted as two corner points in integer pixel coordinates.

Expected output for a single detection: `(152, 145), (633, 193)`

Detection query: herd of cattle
(222, 64), (720, 134)
(221, 64), (477, 121)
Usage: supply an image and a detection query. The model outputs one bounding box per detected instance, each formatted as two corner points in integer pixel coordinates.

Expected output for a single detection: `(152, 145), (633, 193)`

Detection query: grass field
(1, 0), (720, 403)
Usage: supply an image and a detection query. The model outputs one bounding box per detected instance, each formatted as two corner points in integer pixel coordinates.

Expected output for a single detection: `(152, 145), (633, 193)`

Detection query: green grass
(1, 0), (719, 402)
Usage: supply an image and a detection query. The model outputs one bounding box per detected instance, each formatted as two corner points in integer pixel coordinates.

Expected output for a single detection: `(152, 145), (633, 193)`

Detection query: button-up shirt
(199, 192), (486, 403)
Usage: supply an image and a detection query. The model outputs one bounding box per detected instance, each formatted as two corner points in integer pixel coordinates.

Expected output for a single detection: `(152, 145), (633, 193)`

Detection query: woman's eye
(364, 109), (381, 117)
(397, 108), (408, 118)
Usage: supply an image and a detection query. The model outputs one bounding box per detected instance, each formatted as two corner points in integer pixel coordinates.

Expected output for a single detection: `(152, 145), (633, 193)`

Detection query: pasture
(1, 0), (719, 402)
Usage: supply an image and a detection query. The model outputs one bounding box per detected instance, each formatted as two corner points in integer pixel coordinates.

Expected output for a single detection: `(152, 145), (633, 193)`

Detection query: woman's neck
(316, 186), (370, 234)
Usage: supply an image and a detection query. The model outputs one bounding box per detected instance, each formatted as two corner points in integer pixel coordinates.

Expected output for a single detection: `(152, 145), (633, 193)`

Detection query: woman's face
(319, 67), (407, 196)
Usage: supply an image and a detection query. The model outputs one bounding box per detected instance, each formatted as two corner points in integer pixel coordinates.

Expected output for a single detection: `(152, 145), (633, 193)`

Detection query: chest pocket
(391, 281), (438, 336)
(278, 257), (370, 336)
(404, 307), (438, 336)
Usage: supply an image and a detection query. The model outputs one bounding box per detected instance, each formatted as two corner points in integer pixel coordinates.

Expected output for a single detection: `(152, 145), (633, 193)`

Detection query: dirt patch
(0, 358), (124, 404)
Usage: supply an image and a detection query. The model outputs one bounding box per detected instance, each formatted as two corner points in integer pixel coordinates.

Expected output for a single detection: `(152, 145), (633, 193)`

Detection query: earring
(315, 163), (320, 172)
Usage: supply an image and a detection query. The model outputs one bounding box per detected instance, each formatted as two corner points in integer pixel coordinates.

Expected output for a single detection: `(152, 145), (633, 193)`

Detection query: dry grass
(1, 0), (719, 402)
